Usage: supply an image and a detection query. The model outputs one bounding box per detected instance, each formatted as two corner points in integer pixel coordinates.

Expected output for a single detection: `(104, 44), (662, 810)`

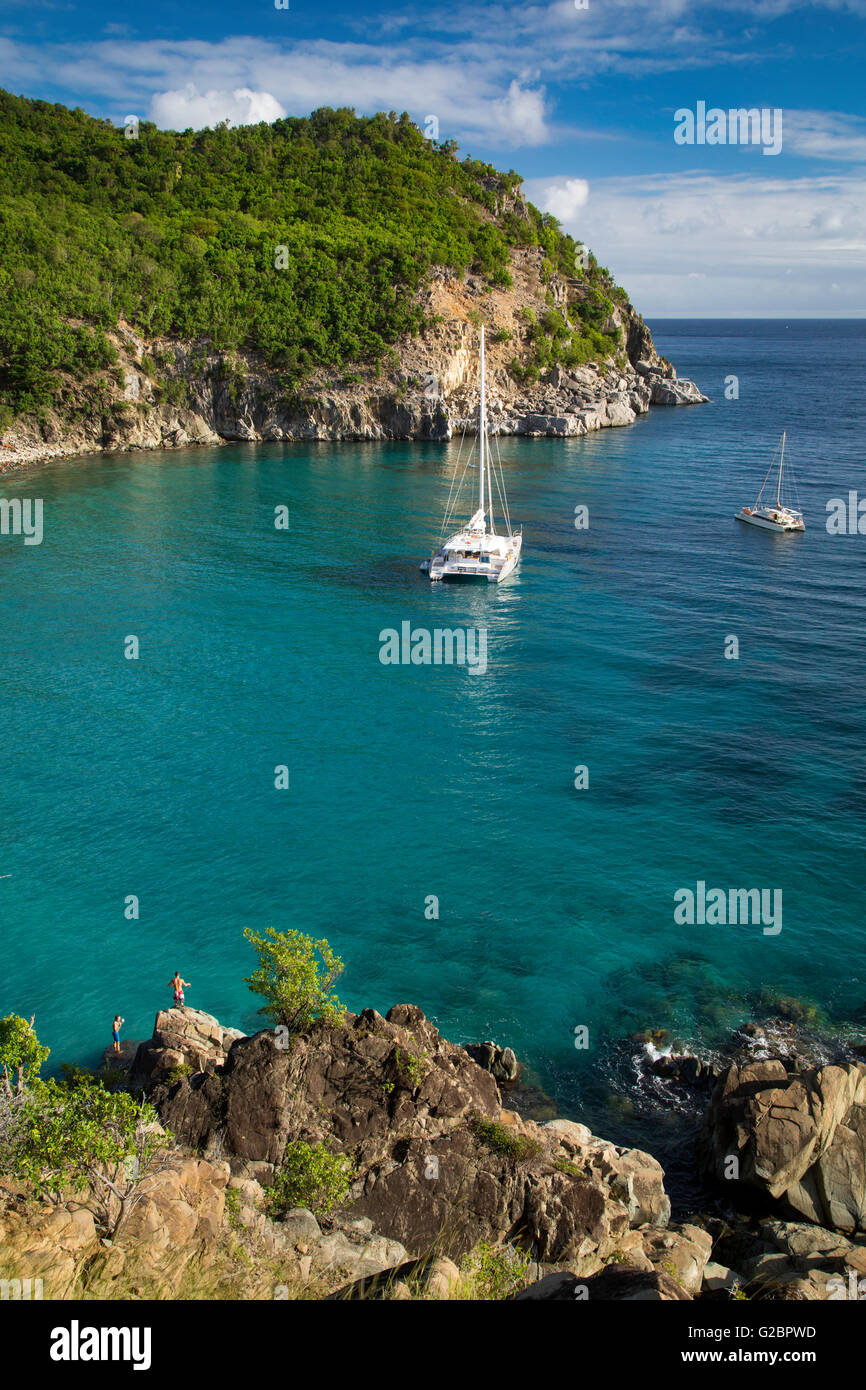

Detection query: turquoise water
(2, 320), (865, 1182)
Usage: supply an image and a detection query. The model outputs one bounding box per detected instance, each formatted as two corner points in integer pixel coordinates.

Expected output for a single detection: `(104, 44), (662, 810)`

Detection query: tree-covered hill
(0, 90), (625, 423)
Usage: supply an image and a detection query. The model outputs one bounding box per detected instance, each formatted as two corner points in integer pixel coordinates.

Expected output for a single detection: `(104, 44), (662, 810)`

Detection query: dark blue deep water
(1, 320), (865, 1192)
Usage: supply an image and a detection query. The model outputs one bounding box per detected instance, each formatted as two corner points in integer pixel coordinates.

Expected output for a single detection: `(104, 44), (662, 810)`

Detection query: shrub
(164, 1062), (194, 1086)
(265, 1141), (353, 1220)
(0, 1074), (172, 1234)
(393, 1045), (431, 1090)
(472, 1118), (542, 1162)
(459, 1241), (533, 1300)
(0, 1013), (49, 1092)
(243, 927), (345, 1041)
(553, 1157), (583, 1177)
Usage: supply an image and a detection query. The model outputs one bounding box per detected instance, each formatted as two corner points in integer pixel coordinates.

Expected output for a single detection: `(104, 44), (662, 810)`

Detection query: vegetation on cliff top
(0, 89), (626, 421)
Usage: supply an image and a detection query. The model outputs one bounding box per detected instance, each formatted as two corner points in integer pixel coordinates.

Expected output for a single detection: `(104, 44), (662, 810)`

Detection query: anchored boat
(735, 431), (805, 533)
(421, 325), (522, 582)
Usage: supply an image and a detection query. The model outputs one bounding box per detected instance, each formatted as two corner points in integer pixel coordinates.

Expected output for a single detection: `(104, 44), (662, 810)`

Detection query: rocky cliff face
(0, 247), (705, 472)
(7, 1004), (866, 1299)
(138, 1003), (866, 1300)
(700, 1056), (866, 1232)
(148, 1002), (671, 1270)
(0, 1151), (229, 1298)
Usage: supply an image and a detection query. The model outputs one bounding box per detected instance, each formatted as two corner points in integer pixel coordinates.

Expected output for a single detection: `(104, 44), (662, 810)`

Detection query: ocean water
(2, 320), (865, 1197)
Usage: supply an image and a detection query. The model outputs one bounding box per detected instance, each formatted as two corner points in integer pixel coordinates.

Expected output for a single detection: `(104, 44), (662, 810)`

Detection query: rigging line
(755, 438), (781, 508)
(443, 437), (475, 533)
(439, 429), (465, 535)
(492, 449), (509, 535)
(441, 435), (475, 540)
(787, 444), (803, 513)
(491, 430), (512, 536)
(439, 425), (470, 540)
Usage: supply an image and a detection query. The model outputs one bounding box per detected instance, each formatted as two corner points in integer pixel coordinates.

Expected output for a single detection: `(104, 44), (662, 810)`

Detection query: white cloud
(784, 110), (866, 163)
(541, 176), (590, 221)
(489, 80), (549, 146)
(1, 9), (865, 158)
(0, 35), (552, 145)
(148, 85), (286, 129)
(525, 170), (866, 315)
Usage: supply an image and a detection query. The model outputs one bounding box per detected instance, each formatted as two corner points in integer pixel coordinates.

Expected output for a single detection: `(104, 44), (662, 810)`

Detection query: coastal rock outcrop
(0, 247), (706, 474)
(15, 995), (866, 1300)
(0, 1154), (229, 1298)
(153, 1004), (671, 1267)
(159, 1004), (500, 1170)
(699, 1057), (866, 1232)
(131, 1006), (245, 1086)
(465, 1040), (520, 1083)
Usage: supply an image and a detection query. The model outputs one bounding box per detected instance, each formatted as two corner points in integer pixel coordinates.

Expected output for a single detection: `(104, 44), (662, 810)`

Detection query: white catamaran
(735, 431), (805, 533)
(421, 325), (522, 582)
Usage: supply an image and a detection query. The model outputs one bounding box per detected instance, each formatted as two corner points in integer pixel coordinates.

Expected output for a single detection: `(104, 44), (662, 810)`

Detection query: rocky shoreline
(4, 1001), (865, 1301)
(0, 249), (706, 478)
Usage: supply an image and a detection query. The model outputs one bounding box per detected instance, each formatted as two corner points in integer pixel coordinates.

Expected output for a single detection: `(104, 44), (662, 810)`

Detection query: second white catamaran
(421, 325), (522, 582)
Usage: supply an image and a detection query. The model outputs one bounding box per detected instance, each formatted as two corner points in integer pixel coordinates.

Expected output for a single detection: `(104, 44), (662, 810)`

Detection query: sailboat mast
(479, 325), (486, 522)
(777, 431), (786, 508)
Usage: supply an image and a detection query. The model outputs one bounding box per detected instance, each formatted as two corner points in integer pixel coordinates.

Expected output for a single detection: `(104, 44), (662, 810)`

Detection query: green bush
(0, 1069), (172, 1234)
(265, 1141), (353, 1220)
(0, 1013), (49, 1090)
(243, 927), (345, 1041)
(393, 1045), (431, 1090)
(472, 1118), (542, 1162)
(460, 1241), (533, 1299)
(164, 1062), (194, 1086)
(553, 1157), (583, 1177)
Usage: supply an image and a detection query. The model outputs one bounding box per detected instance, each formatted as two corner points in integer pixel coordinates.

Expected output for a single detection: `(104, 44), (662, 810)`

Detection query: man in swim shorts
(112, 1015), (124, 1054)
(168, 972), (190, 1007)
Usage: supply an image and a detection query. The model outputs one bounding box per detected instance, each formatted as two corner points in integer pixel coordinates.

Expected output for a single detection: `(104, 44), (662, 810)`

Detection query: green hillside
(0, 91), (624, 421)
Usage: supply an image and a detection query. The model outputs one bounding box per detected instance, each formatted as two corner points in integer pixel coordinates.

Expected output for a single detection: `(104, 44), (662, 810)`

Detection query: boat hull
(735, 509), (804, 533)
(426, 540), (522, 583)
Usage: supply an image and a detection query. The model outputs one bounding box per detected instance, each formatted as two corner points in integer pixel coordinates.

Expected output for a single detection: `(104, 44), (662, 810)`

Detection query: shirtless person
(168, 972), (190, 1008)
(112, 1015), (124, 1054)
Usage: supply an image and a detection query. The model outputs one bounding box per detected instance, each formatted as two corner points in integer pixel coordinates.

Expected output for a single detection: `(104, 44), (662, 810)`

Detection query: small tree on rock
(0, 1072), (173, 1236)
(0, 1013), (50, 1095)
(265, 1140), (353, 1221)
(243, 927), (345, 1041)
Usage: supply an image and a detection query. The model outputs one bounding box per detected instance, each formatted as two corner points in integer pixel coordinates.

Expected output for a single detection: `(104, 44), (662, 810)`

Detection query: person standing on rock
(112, 1014), (124, 1054)
(168, 972), (190, 1008)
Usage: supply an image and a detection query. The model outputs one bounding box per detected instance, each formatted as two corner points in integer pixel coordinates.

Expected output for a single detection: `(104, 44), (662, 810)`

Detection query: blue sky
(1, 0), (865, 314)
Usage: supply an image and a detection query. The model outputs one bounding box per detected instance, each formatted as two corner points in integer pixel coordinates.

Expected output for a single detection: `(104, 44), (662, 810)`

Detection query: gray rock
(465, 1040), (520, 1083)
(650, 376), (707, 406)
(640, 1222), (713, 1295)
(700, 1057), (866, 1232)
(277, 1207), (322, 1246)
(510, 1271), (581, 1300)
(313, 1230), (407, 1279)
(703, 1261), (741, 1293)
(131, 1007), (244, 1085)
